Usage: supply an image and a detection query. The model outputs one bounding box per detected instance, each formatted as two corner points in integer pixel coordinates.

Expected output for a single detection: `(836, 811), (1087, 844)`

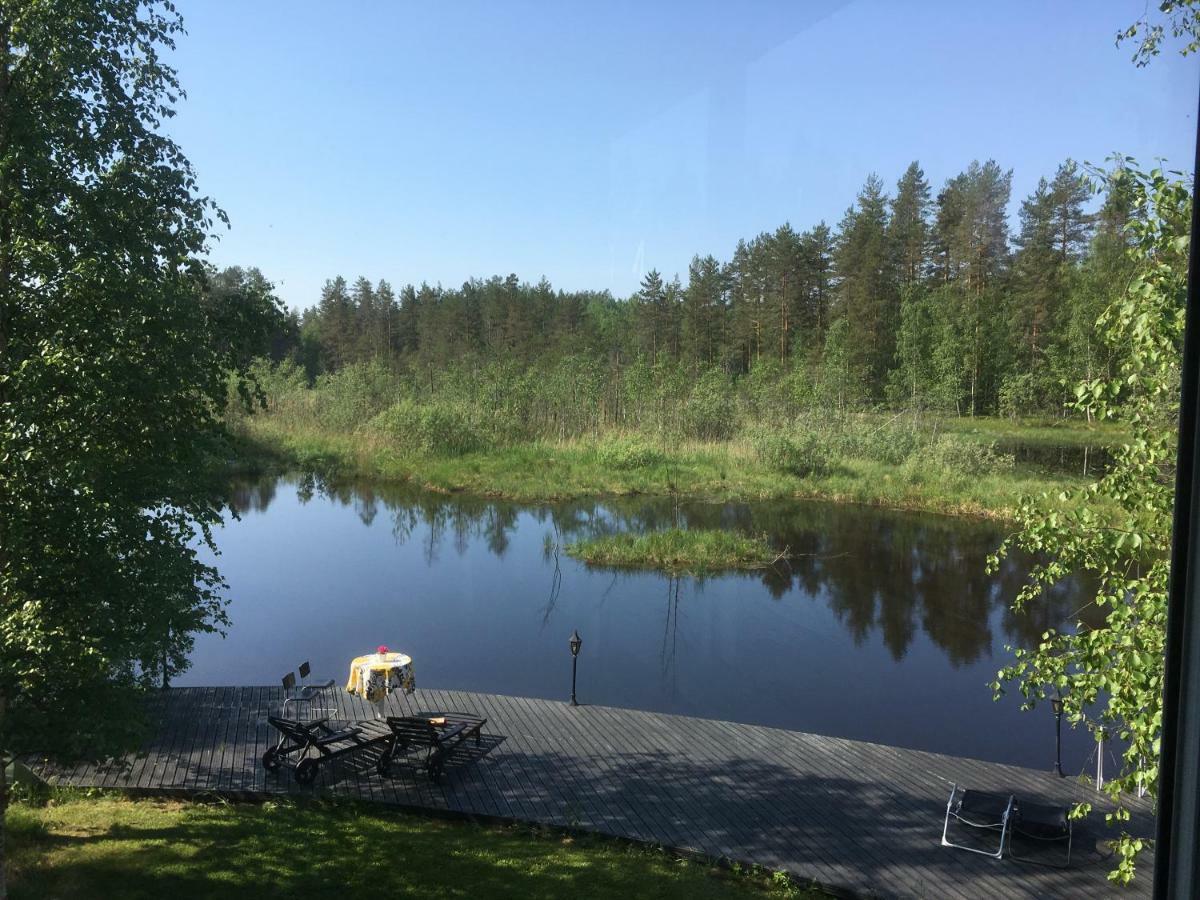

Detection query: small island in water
(565, 528), (781, 575)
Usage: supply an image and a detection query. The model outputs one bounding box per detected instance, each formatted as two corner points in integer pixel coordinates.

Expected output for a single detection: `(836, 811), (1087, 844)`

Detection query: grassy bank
(8, 794), (819, 899)
(935, 415), (1128, 448)
(237, 415), (1094, 519)
(566, 529), (779, 574)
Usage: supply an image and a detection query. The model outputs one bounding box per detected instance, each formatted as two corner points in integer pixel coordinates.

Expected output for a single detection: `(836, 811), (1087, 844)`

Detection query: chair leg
(941, 787), (1012, 860)
(940, 785), (957, 848)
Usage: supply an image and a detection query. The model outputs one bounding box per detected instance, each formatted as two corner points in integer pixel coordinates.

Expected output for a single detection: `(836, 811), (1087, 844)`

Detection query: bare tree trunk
(0, 21), (13, 897)
(0, 691), (8, 900)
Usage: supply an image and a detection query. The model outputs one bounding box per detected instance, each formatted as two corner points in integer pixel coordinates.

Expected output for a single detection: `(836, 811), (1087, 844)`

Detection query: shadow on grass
(8, 794), (805, 900)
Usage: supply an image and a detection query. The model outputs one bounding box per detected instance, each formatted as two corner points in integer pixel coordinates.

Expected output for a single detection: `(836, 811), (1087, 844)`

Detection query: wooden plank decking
(32, 686), (1155, 899)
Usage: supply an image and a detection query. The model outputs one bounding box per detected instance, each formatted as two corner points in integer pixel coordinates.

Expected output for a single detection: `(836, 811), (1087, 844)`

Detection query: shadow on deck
(31, 686), (1155, 900)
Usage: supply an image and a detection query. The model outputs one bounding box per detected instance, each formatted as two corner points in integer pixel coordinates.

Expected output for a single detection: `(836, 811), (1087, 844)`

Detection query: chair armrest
(437, 722), (469, 743)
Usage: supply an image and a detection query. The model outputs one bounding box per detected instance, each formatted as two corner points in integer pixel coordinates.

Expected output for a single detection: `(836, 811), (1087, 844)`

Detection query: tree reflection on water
(228, 472), (1100, 671)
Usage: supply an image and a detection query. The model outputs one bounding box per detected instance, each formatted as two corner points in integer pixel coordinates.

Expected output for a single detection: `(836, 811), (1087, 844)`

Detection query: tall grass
(566, 529), (778, 574)
(232, 359), (1102, 517)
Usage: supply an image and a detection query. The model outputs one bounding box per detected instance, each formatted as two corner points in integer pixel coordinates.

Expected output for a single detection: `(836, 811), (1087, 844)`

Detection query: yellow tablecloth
(345, 652), (415, 704)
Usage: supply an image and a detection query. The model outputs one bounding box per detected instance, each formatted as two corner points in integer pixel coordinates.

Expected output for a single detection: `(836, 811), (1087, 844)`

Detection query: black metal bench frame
(377, 712), (487, 782)
(263, 715), (389, 785)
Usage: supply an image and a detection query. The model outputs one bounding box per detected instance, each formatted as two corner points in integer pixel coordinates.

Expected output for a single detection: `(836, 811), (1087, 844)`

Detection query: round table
(345, 651), (415, 719)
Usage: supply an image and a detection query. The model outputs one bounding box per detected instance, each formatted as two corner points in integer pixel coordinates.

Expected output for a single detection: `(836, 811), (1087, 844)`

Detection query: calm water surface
(185, 474), (1104, 771)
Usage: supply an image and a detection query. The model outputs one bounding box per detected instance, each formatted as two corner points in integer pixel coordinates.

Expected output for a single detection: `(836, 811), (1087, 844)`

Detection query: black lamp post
(568, 629), (582, 706)
(1051, 690), (1065, 777)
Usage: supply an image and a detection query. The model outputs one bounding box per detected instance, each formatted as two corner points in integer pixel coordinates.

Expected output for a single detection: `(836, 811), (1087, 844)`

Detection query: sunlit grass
(934, 415), (1129, 448)
(566, 529), (778, 574)
(237, 416), (1094, 519)
(8, 794), (820, 900)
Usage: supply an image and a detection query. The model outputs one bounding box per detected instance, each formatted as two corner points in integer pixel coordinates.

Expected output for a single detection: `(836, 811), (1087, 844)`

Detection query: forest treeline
(262, 158), (1134, 420)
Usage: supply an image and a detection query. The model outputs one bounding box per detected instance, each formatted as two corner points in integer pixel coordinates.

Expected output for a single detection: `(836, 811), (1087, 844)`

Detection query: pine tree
(350, 275), (377, 363)
(663, 275), (684, 360)
(767, 223), (805, 364)
(1011, 177), (1059, 366)
(834, 174), (897, 397)
(889, 161), (931, 288)
(728, 238), (768, 370)
(1047, 159), (1093, 262)
(1007, 160), (1095, 411)
(682, 254), (726, 367)
(800, 223), (835, 343)
(634, 269), (667, 360)
(932, 160), (1012, 292)
(376, 279), (399, 357)
(316, 276), (354, 370)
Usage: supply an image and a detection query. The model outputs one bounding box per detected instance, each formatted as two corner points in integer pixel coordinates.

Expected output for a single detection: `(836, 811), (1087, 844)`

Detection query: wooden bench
(378, 712), (487, 782)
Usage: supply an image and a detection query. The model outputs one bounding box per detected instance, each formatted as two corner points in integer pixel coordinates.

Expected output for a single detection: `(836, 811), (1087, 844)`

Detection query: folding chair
(279, 671), (332, 721)
(1008, 799), (1073, 868)
(298, 660), (338, 717)
(941, 783), (1015, 859)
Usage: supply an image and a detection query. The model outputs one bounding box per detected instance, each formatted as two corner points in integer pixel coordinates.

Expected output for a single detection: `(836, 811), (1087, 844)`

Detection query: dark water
(184, 474), (1106, 772)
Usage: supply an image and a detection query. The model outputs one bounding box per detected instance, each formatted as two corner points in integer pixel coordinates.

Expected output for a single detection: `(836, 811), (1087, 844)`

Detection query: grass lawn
(7, 794), (821, 900)
(566, 529), (779, 574)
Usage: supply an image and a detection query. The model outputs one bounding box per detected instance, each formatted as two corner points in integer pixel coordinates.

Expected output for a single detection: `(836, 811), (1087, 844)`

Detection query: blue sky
(167, 1), (1198, 310)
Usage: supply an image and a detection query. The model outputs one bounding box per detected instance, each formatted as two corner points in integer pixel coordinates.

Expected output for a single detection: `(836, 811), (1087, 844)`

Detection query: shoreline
(232, 418), (1100, 522)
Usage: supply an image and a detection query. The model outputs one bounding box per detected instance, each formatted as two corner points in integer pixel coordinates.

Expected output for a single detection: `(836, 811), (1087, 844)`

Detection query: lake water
(184, 474), (1105, 772)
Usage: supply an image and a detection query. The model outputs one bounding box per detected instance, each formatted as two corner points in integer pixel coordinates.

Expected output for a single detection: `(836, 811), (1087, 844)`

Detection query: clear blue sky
(166, 1), (1198, 310)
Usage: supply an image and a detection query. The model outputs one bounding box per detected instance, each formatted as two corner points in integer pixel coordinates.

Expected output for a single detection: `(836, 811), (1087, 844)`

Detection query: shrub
(748, 427), (830, 477)
(313, 360), (404, 432)
(417, 402), (484, 455)
(832, 420), (924, 465)
(369, 399), (484, 456)
(998, 372), (1039, 420)
(680, 369), (737, 440)
(919, 435), (1015, 476)
(596, 438), (663, 470)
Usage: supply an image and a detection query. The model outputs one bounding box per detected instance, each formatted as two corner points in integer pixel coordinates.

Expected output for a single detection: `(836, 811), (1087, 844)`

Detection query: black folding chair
(298, 660), (337, 716)
(280, 669), (335, 721)
(941, 783), (1015, 859)
(1008, 799), (1073, 868)
(262, 715), (389, 785)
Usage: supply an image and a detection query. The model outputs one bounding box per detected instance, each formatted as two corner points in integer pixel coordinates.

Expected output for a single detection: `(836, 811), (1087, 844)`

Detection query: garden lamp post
(569, 629), (582, 706)
(1051, 690), (1065, 777)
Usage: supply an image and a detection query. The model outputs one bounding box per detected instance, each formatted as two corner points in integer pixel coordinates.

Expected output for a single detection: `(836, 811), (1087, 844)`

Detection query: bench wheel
(376, 748), (393, 777)
(295, 758), (319, 785)
(261, 747), (280, 771)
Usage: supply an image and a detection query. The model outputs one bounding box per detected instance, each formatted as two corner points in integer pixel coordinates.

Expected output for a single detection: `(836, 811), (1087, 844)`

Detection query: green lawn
(8, 795), (821, 900)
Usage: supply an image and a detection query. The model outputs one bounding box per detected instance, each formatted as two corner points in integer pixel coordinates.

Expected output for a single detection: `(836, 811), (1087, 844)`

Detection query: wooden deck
(32, 686), (1155, 899)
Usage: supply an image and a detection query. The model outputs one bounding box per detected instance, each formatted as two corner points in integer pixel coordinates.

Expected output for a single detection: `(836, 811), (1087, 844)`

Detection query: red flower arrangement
(377, 644), (390, 654)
